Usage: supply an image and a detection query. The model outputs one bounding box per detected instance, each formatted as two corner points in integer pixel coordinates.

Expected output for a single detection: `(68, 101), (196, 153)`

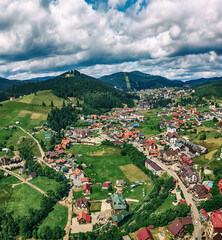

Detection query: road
(63, 187), (73, 240)
(17, 126), (60, 171)
(101, 130), (202, 240)
(0, 167), (48, 196)
(143, 153), (202, 240)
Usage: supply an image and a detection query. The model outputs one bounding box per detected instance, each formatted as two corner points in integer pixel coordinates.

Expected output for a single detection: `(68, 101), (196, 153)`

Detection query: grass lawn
(6, 184), (43, 217)
(156, 194), (176, 212)
(38, 204), (68, 231)
(119, 164), (149, 182)
(73, 185), (110, 201)
(124, 181), (153, 202)
(67, 145), (132, 185)
(0, 173), (21, 214)
(30, 176), (61, 193)
(90, 202), (101, 212)
(203, 120), (217, 128)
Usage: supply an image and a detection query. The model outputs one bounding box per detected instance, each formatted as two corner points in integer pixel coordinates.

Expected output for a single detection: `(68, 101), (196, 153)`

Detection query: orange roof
(77, 211), (91, 222)
(74, 168), (85, 176)
(81, 177), (90, 183)
(48, 159), (54, 163)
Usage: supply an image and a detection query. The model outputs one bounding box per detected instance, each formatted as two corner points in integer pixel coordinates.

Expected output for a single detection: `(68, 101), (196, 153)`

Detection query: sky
(0, 0), (222, 80)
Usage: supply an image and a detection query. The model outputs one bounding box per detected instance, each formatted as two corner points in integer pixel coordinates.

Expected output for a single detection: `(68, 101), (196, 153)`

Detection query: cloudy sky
(1, 0), (222, 80)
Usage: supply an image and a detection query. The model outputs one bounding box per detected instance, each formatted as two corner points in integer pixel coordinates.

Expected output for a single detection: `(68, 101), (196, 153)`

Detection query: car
(195, 221), (198, 225)
(189, 203), (192, 207)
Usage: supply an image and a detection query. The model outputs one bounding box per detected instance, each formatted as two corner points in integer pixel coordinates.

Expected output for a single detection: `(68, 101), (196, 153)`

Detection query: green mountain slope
(0, 77), (22, 90)
(2, 70), (135, 114)
(99, 71), (183, 91)
(194, 80), (222, 99)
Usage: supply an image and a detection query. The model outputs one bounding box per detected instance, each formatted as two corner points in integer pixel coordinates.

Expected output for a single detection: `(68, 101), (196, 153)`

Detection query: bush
(199, 133), (206, 140)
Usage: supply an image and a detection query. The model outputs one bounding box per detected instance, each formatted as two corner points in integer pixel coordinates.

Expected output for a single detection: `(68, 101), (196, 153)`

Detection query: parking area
(71, 212), (100, 233)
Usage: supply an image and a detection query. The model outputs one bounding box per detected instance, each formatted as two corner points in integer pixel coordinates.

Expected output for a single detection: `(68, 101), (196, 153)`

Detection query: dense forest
(194, 80), (222, 99)
(47, 105), (78, 131)
(1, 70), (136, 113)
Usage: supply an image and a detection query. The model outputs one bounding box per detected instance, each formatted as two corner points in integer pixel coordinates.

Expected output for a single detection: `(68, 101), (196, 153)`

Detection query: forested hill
(99, 71), (183, 91)
(185, 77), (222, 86)
(194, 80), (222, 99)
(2, 70), (135, 114)
(0, 77), (22, 90)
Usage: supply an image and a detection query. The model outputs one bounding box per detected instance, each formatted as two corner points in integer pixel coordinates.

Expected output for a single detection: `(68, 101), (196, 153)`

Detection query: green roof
(112, 210), (131, 223)
(111, 193), (127, 210)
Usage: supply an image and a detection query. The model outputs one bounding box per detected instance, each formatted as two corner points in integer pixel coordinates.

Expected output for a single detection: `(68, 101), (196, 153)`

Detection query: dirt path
(0, 167), (48, 196)
(63, 188), (73, 240)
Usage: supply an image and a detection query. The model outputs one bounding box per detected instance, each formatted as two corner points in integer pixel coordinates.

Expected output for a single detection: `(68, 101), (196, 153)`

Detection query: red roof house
(218, 179), (222, 194)
(211, 209), (222, 233)
(82, 183), (91, 194)
(137, 227), (154, 240)
(77, 211), (91, 224)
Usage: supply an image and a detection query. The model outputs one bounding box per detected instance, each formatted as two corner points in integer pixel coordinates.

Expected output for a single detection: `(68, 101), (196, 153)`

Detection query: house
(166, 132), (179, 144)
(200, 208), (209, 221)
(180, 164), (198, 184)
(81, 177), (90, 184)
(0, 155), (9, 166)
(211, 209), (222, 233)
(56, 149), (64, 156)
(134, 112), (145, 121)
(145, 159), (163, 176)
(116, 180), (126, 186)
(213, 233), (222, 240)
(82, 183), (91, 194)
(100, 115), (108, 121)
(161, 150), (179, 164)
(193, 184), (208, 199)
(61, 138), (71, 149)
(29, 172), (37, 179)
(77, 211), (91, 224)
(122, 236), (131, 240)
(74, 168), (85, 180)
(218, 179), (222, 194)
(10, 97), (15, 101)
(108, 193), (127, 214)
(181, 155), (193, 165)
(102, 182), (112, 189)
(180, 216), (193, 226)
(75, 198), (89, 211)
(136, 227), (154, 240)
(112, 210), (132, 226)
(72, 129), (90, 138)
(168, 219), (185, 238)
(19, 168), (26, 174)
(143, 140), (158, 156)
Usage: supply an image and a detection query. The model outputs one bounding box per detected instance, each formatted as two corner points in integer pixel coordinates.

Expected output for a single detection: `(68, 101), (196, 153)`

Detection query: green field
(0, 173), (21, 214)
(6, 184), (43, 217)
(30, 176), (60, 193)
(73, 185), (111, 200)
(67, 145), (132, 184)
(156, 193), (176, 212)
(19, 90), (68, 107)
(0, 100), (50, 130)
(124, 181), (153, 202)
(38, 204), (68, 231)
(125, 76), (131, 89)
(90, 202), (102, 212)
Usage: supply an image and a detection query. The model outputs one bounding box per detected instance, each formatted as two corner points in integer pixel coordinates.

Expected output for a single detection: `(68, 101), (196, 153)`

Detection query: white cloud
(0, 0), (222, 80)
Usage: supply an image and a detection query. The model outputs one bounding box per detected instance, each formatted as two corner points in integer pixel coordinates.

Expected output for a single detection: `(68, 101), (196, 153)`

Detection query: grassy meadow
(0, 173), (21, 214)
(38, 204), (68, 231)
(67, 144), (133, 184)
(6, 184), (43, 217)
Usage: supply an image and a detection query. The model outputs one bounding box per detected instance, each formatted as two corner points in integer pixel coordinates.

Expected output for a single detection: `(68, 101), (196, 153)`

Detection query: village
(1, 87), (222, 240)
